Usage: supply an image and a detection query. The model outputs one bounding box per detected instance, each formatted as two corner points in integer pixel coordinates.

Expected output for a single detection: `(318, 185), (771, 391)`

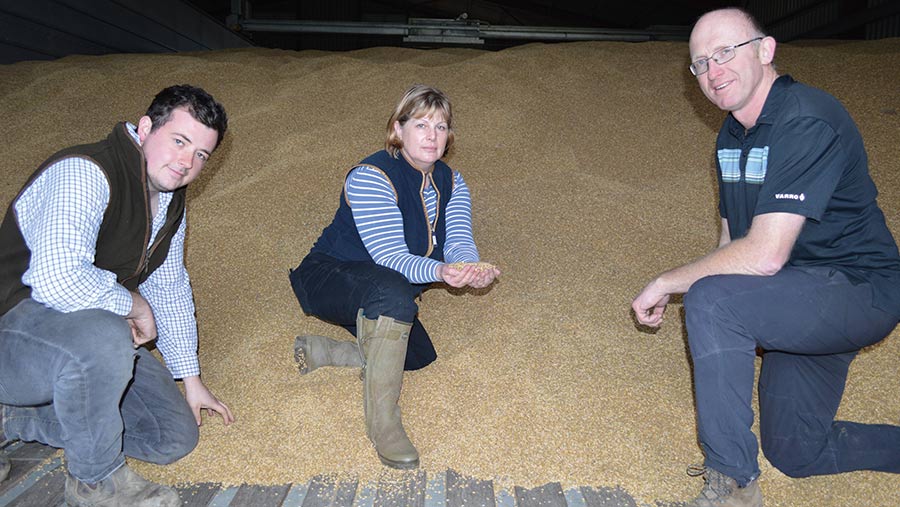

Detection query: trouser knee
(64, 309), (135, 382)
(683, 275), (738, 355)
(683, 275), (732, 316)
(146, 424), (199, 465)
(759, 381), (831, 479)
(761, 434), (820, 478)
(363, 274), (421, 323)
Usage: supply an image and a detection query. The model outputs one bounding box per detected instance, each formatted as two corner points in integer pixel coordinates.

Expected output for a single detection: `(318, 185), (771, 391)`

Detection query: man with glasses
(633, 7), (900, 507)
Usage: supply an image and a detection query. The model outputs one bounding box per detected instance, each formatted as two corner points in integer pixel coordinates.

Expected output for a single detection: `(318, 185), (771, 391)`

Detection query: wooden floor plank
(0, 457), (64, 507)
(495, 488), (515, 507)
(514, 482), (567, 507)
(0, 440), (678, 507)
(446, 469), (495, 507)
(580, 485), (639, 507)
(7, 443), (58, 464)
(208, 485), (239, 506)
(353, 483), (377, 507)
(178, 482), (222, 507)
(303, 475), (338, 507)
(229, 483), (291, 507)
(422, 472), (445, 507)
(6, 467), (64, 507)
(302, 474), (358, 507)
(1, 442), (59, 496)
(331, 477), (359, 507)
(281, 483), (309, 506)
(563, 487), (588, 507)
(373, 470), (425, 507)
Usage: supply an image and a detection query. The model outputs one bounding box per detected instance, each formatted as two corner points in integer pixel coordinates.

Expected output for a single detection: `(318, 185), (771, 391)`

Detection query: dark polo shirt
(715, 75), (900, 317)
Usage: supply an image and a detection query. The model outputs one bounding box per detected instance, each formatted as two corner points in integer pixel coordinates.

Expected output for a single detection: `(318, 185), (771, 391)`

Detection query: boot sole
(293, 337), (311, 375)
(378, 455), (419, 470)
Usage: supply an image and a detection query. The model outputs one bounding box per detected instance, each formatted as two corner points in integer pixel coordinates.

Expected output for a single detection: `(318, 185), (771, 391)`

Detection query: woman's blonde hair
(385, 84), (455, 157)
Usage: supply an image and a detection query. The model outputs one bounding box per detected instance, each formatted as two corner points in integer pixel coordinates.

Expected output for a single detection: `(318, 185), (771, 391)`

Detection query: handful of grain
(447, 261), (497, 272)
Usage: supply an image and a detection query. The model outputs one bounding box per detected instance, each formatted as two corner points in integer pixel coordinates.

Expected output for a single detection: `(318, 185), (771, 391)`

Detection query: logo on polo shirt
(775, 192), (805, 201)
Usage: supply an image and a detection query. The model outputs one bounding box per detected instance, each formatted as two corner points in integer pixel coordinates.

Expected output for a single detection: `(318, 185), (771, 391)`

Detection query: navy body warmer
(310, 150), (454, 265)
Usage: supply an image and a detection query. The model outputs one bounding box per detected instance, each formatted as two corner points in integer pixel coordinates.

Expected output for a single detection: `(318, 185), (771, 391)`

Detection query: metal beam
(479, 24), (684, 41)
(234, 17), (689, 43)
(238, 19), (410, 35)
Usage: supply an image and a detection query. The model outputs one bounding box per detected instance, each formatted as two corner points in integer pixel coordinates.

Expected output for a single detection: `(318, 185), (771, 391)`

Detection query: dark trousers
(683, 266), (900, 485)
(289, 252), (437, 370)
(0, 299), (198, 483)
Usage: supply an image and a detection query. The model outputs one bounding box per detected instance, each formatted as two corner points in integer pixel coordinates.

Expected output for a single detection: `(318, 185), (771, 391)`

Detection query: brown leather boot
(685, 466), (763, 507)
(64, 464), (181, 506)
(356, 309), (419, 469)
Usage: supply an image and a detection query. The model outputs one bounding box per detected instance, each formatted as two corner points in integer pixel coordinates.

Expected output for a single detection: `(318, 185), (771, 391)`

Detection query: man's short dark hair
(145, 84), (228, 149)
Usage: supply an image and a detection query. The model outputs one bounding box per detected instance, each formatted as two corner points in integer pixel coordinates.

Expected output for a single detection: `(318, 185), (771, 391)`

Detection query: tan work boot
(293, 335), (363, 375)
(686, 465), (763, 507)
(356, 309), (419, 469)
(65, 464), (181, 507)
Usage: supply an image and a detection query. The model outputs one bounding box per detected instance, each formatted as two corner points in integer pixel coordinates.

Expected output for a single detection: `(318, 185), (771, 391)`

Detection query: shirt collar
(755, 74), (794, 126)
(126, 122), (140, 144)
(725, 74), (794, 137)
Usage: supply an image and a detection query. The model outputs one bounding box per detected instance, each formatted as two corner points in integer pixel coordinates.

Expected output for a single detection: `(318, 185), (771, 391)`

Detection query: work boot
(685, 465), (763, 507)
(64, 464), (181, 507)
(356, 309), (419, 469)
(293, 335), (363, 375)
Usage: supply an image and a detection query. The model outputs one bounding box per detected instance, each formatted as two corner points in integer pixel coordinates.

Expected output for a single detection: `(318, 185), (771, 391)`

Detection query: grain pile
(1, 38), (899, 506)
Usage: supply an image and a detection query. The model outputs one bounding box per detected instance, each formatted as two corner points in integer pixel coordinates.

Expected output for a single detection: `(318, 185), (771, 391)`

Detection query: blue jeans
(0, 299), (198, 483)
(290, 252), (437, 370)
(684, 266), (900, 485)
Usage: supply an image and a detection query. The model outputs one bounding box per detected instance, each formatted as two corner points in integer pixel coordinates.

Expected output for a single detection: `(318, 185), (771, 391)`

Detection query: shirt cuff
(165, 356), (201, 379)
(109, 284), (135, 316)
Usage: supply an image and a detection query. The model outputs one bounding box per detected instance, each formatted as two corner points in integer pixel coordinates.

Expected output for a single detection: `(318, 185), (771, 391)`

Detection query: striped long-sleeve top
(346, 165), (480, 284)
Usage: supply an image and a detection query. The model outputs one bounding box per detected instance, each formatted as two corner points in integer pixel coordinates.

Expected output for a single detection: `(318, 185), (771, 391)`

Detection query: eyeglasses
(689, 37), (763, 76)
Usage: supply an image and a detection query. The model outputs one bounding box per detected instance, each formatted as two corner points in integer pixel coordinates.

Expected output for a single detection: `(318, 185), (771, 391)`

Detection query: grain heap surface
(1, 38), (899, 506)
